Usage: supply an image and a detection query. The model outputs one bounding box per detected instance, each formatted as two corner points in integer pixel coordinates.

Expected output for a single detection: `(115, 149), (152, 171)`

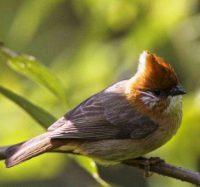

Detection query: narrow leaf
(73, 155), (110, 187)
(0, 45), (108, 185)
(0, 86), (108, 186)
(0, 86), (56, 128)
(0, 46), (66, 102)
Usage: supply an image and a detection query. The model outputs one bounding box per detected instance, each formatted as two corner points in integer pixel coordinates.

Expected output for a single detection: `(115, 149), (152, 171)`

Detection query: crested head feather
(133, 51), (178, 90)
(126, 51), (180, 116)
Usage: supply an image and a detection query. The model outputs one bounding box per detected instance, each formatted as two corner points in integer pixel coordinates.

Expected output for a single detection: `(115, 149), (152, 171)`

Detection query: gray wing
(48, 81), (158, 140)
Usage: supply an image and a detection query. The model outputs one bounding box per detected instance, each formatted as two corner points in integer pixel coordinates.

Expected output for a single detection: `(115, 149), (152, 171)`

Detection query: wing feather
(48, 81), (158, 140)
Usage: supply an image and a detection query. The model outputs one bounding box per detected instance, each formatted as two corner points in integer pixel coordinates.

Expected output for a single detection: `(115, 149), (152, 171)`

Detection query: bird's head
(126, 51), (186, 116)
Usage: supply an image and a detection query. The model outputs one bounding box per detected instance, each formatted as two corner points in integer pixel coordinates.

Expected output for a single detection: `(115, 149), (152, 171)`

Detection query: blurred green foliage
(0, 0), (200, 187)
(0, 45), (108, 186)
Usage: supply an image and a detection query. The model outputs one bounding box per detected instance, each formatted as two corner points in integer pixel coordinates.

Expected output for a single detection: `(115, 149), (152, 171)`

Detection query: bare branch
(123, 157), (200, 186)
(0, 145), (199, 186)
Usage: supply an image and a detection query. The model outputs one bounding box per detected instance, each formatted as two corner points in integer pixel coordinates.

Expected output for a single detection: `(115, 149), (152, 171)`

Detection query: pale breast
(78, 96), (182, 163)
(142, 95), (182, 153)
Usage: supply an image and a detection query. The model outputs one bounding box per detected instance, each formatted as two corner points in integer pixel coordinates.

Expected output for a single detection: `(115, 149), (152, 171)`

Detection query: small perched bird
(5, 51), (186, 168)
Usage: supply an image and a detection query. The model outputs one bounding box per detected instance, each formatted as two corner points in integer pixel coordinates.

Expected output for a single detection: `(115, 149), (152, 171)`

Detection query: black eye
(152, 89), (161, 96)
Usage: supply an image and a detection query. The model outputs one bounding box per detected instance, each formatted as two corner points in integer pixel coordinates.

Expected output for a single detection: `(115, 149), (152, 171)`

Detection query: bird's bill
(170, 85), (186, 96)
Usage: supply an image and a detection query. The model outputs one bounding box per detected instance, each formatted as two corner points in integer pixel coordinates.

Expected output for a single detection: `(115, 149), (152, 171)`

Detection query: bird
(4, 51), (186, 168)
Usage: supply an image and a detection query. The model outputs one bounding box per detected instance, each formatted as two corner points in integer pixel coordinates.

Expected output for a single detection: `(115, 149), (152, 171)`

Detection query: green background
(0, 0), (200, 186)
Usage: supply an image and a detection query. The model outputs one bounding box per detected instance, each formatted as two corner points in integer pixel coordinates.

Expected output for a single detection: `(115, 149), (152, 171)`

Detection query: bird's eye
(152, 89), (161, 96)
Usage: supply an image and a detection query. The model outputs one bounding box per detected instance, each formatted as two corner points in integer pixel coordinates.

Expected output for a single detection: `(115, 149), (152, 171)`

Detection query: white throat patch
(165, 95), (182, 113)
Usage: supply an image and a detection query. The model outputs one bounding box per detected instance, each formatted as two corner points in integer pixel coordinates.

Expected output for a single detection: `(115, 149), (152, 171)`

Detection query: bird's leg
(142, 158), (152, 177)
(123, 157), (164, 177)
(142, 157), (164, 177)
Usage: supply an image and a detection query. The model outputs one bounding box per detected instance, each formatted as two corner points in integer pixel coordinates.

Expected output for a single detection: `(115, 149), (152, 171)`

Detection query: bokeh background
(0, 0), (200, 187)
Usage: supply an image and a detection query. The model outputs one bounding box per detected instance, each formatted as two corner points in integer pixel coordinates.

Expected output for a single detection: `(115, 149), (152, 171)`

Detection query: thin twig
(123, 157), (200, 186)
(0, 145), (200, 186)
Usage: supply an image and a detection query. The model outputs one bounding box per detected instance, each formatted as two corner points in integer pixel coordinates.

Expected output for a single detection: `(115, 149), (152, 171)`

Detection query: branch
(0, 145), (199, 186)
(123, 157), (200, 186)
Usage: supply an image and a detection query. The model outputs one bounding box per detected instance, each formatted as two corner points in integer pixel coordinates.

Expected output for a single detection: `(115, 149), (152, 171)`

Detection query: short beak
(170, 85), (186, 96)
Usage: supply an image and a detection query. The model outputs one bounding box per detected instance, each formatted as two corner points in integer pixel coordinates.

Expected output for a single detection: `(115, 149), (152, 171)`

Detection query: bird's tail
(5, 132), (58, 168)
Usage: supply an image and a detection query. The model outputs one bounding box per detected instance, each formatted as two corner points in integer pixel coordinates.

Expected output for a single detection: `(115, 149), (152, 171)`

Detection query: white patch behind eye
(140, 95), (159, 109)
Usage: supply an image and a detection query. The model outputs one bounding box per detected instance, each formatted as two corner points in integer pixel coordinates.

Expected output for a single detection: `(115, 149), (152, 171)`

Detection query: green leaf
(0, 46), (67, 103)
(0, 86), (108, 186)
(73, 155), (110, 187)
(0, 45), (108, 186)
(0, 86), (56, 128)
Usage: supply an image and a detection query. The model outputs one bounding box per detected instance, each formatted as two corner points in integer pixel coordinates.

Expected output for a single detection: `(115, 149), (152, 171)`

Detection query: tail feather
(5, 132), (57, 168)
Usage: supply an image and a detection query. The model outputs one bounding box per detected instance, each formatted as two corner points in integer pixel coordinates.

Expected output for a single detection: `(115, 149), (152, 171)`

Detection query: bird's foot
(142, 158), (152, 177)
(123, 157), (164, 177)
(141, 157), (163, 177)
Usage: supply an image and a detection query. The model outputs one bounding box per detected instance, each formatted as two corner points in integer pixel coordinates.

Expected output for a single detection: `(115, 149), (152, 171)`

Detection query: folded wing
(49, 81), (158, 140)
